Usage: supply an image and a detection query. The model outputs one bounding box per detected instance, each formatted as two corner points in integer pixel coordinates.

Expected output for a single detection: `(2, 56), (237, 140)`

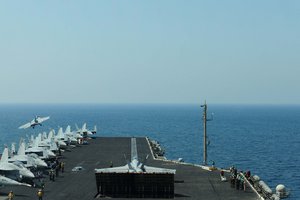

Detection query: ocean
(0, 104), (298, 199)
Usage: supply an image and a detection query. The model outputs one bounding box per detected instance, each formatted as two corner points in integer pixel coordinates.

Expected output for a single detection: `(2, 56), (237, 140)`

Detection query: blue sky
(0, 1), (299, 104)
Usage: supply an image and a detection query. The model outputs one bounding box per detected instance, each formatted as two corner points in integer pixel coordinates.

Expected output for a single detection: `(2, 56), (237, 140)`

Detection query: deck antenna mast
(201, 101), (213, 165)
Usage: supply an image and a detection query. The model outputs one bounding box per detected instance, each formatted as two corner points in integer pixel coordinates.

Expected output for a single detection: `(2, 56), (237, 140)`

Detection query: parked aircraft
(0, 175), (31, 187)
(95, 138), (175, 174)
(64, 126), (79, 144)
(0, 147), (35, 179)
(19, 116), (50, 129)
(54, 128), (67, 148)
(25, 137), (55, 159)
(75, 123), (97, 136)
(9, 142), (47, 168)
(35, 132), (59, 154)
(36, 132), (59, 151)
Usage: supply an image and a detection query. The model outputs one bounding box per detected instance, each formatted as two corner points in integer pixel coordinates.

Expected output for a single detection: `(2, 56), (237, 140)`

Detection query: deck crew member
(60, 161), (65, 173)
(236, 174), (240, 190)
(8, 191), (14, 200)
(49, 168), (55, 181)
(56, 164), (60, 177)
(37, 189), (43, 200)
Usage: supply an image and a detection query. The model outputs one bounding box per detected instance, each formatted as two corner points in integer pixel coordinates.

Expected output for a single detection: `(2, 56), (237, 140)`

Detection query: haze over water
(0, 104), (298, 199)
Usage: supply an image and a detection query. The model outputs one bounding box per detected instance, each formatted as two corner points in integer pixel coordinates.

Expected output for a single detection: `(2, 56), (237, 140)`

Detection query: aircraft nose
(37, 160), (48, 167)
(59, 141), (67, 147)
(87, 131), (93, 135)
(47, 150), (56, 157)
(21, 169), (35, 178)
(40, 160), (48, 167)
(28, 171), (35, 178)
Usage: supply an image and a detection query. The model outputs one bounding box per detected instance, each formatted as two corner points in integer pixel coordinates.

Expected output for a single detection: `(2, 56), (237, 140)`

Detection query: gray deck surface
(0, 137), (258, 200)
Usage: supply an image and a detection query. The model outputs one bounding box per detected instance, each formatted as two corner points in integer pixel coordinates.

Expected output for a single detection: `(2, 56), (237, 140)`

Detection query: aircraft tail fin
(18, 142), (26, 155)
(57, 127), (64, 138)
(42, 132), (47, 140)
(33, 136), (39, 148)
(75, 124), (79, 131)
(65, 125), (71, 134)
(92, 125), (97, 134)
(37, 134), (42, 143)
(48, 130), (54, 140)
(11, 143), (16, 154)
(82, 123), (87, 131)
(140, 154), (149, 171)
(50, 139), (58, 151)
(31, 135), (34, 143)
(1, 148), (9, 163)
(124, 154), (131, 166)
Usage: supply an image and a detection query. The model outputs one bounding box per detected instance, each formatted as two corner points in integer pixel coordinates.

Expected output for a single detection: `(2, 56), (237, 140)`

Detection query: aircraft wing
(37, 116), (50, 123)
(0, 165), (16, 171)
(95, 165), (176, 174)
(95, 165), (130, 173)
(143, 165), (176, 174)
(18, 122), (32, 129)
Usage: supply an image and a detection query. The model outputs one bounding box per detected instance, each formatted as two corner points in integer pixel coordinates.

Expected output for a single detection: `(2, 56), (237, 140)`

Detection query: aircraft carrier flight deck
(0, 137), (259, 200)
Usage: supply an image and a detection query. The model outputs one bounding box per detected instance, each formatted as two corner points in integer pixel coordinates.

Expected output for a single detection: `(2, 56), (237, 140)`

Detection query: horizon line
(1, 102), (300, 106)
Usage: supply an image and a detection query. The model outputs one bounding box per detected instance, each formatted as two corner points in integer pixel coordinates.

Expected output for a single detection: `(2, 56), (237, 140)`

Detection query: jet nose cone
(37, 160), (48, 167)
(21, 169), (35, 178)
(40, 161), (48, 167)
(57, 141), (66, 148)
(28, 171), (35, 178)
(60, 141), (67, 146)
(47, 150), (56, 157)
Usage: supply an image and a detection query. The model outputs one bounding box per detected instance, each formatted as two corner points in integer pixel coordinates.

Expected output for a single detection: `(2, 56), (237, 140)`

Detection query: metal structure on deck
(201, 101), (213, 166)
(95, 172), (174, 198)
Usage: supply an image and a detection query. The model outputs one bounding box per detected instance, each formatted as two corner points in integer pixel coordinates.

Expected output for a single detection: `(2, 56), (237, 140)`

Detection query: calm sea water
(0, 104), (298, 199)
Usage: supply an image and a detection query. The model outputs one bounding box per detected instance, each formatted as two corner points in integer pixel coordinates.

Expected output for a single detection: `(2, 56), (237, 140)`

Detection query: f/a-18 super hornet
(75, 123), (97, 137)
(0, 175), (31, 187)
(25, 136), (56, 159)
(19, 116), (50, 129)
(9, 141), (48, 168)
(95, 138), (176, 174)
(0, 147), (35, 179)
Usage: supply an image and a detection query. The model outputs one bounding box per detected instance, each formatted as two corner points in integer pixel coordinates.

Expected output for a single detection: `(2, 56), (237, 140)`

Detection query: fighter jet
(19, 116), (50, 129)
(40, 129), (66, 149)
(95, 138), (176, 174)
(75, 123), (97, 136)
(0, 175), (31, 187)
(54, 128), (68, 148)
(9, 142), (48, 168)
(36, 131), (59, 152)
(64, 126), (80, 144)
(0, 147), (35, 179)
(25, 136), (56, 160)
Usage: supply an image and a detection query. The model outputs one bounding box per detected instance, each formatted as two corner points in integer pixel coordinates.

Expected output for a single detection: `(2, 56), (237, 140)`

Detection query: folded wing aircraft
(0, 147), (35, 179)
